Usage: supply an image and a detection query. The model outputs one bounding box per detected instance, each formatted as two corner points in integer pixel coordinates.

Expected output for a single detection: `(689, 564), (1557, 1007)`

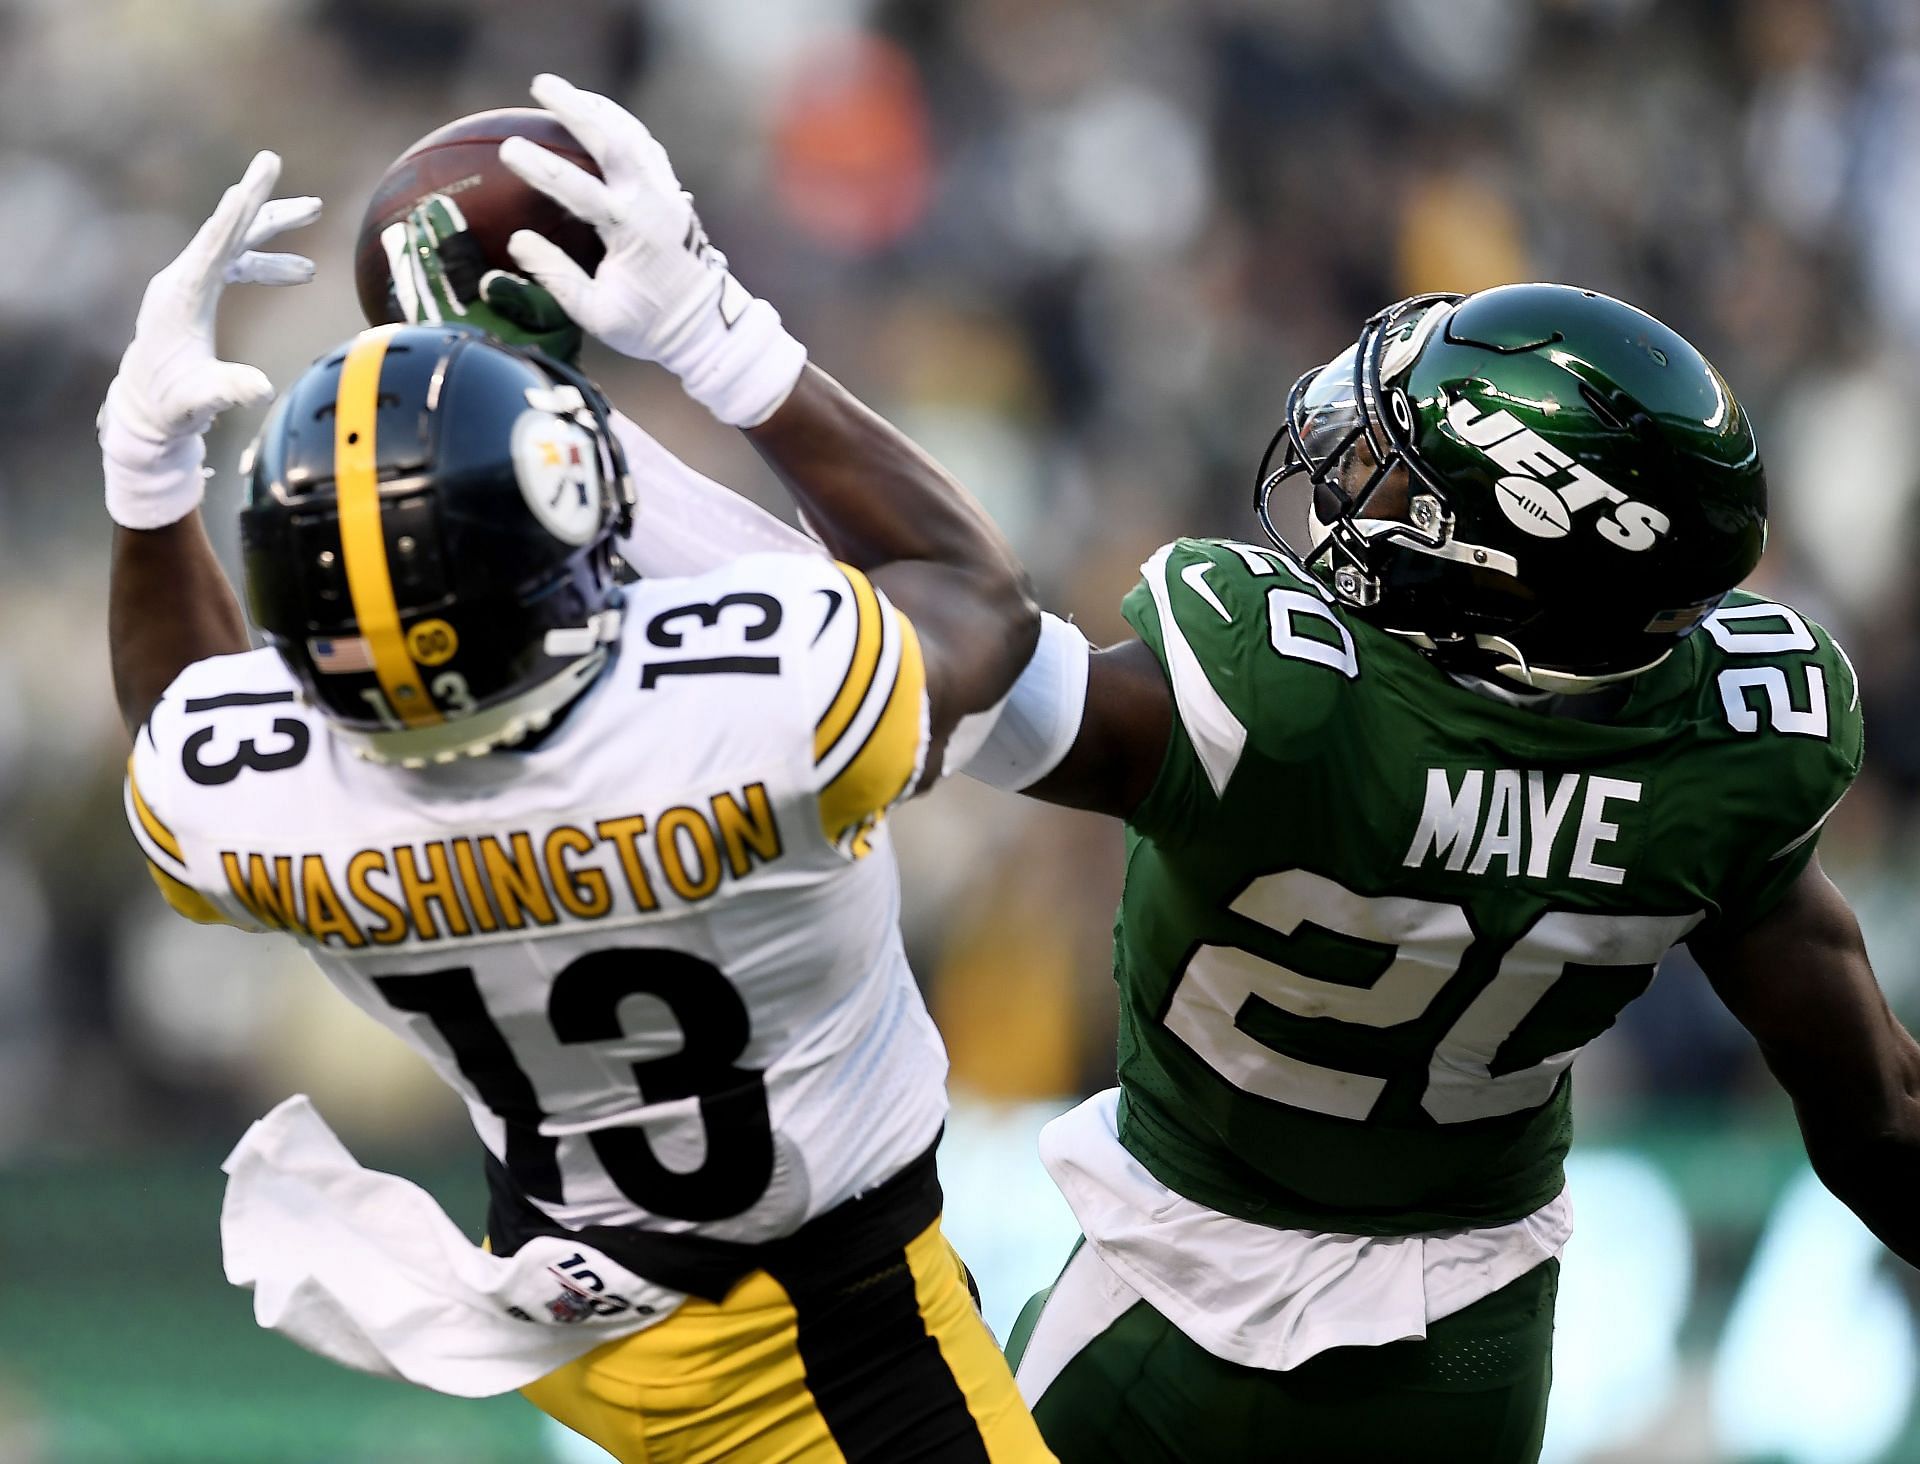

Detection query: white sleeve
(126, 668), (274, 931)
(800, 560), (932, 858)
(611, 411), (824, 576)
(959, 612), (1091, 791)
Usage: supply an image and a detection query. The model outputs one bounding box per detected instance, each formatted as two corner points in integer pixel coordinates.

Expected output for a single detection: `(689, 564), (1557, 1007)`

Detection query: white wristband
(961, 612), (1092, 791)
(658, 291), (808, 429)
(100, 382), (210, 530)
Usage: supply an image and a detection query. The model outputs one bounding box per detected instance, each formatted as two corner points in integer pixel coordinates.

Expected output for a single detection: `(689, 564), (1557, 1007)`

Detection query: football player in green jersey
(451, 90), (1911, 1458)
(702, 282), (1917, 1462)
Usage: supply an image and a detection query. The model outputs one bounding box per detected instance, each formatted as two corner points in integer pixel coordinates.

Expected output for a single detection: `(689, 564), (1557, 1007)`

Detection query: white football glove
(499, 73), (806, 429)
(101, 150), (321, 529)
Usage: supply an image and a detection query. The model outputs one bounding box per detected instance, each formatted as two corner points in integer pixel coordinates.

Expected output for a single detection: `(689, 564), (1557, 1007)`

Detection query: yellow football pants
(522, 1216), (1056, 1463)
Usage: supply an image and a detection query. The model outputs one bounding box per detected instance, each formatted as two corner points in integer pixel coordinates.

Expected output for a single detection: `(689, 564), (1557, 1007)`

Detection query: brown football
(353, 107), (606, 326)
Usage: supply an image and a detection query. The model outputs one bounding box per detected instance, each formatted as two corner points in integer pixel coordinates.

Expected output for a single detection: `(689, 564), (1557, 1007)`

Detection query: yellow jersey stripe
(818, 608), (927, 852)
(125, 758), (184, 863)
(335, 327), (441, 728)
(814, 564), (883, 762)
(145, 860), (234, 927)
(903, 1221), (1057, 1461)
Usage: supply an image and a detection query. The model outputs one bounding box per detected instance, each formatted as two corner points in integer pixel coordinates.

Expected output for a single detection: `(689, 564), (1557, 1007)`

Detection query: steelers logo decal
(407, 618), (460, 666)
(510, 409), (603, 546)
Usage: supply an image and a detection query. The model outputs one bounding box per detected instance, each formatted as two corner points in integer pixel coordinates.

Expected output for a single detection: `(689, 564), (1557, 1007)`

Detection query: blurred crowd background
(6, 0), (1920, 1459)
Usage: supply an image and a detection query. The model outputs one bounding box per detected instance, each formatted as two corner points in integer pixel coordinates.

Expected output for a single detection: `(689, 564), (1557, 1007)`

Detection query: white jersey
(127, 552), (946, 1246)
(608, 411), (825, 577)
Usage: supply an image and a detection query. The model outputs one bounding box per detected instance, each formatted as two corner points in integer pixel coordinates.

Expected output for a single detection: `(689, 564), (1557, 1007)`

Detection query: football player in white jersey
(103, 134), (1057, 1463)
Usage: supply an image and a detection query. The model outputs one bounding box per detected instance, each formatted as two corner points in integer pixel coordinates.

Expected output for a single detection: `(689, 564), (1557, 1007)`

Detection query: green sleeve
(1119, 570), (1212, 845)
(1118, 538), (1355, 843)
(1706, 617), (1866, 936)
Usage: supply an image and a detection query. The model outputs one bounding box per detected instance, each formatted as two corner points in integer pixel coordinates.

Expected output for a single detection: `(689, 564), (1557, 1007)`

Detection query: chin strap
(1442, 670), (1559, 708)
(1390, 625), (1671, 696)
(1478, 633), (1671, 694)
(542, 608), (623, 659)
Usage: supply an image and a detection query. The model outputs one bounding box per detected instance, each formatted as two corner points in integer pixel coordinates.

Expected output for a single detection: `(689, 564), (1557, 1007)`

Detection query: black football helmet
(241, 323), (634, 765)
(1256, 284), (1768, 691)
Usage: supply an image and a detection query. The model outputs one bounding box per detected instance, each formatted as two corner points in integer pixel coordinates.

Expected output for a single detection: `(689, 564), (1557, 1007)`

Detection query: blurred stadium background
(5, 0), (1920, 1459)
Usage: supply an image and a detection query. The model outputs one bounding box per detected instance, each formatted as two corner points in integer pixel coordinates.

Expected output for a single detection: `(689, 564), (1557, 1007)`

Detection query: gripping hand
(498, 73), (805, 427)
(382, 194), (583, 362)
(101, 151), (321, 528)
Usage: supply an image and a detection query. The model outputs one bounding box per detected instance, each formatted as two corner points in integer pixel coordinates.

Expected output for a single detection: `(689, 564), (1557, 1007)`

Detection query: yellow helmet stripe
(334, 327), (441, 728)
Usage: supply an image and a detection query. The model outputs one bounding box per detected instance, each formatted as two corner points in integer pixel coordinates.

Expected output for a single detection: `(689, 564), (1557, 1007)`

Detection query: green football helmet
(1256, 284), (1768, 691)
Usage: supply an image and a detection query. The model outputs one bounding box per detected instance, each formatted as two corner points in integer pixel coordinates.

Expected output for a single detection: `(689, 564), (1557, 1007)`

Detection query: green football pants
(1005, 1245), (1557, 1464)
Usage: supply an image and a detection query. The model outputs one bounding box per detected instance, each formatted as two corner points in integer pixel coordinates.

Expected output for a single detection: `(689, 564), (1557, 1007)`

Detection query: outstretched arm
(743, 366), (1036, 746)
(111, 519), (250, 735)
(1015, 638), (1172, 817)
(499, 75), (1036, 745)
(103, 152), (321, 733)
(1694, 859), (1920, 1267)
(500, 74), (1037, 754)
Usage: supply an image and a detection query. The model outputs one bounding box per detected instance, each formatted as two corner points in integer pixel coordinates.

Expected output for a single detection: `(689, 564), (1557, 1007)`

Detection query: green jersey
(1113, 538), (1863, 1234)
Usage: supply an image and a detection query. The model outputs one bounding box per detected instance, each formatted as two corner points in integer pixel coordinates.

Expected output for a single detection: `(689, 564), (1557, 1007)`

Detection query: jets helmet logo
(1447, 397), (1671, 552)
